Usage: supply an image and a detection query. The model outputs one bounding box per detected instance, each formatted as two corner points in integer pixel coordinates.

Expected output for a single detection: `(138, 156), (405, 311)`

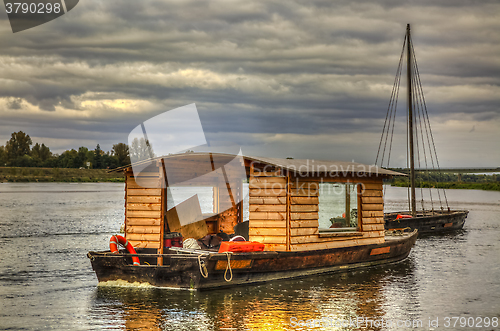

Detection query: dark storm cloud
(0, 0), (499, 165)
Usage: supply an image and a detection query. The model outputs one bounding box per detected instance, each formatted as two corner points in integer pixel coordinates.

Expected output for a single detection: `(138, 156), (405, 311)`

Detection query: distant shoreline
(391, 181), (500, 191)
(0, 167), (124, 183)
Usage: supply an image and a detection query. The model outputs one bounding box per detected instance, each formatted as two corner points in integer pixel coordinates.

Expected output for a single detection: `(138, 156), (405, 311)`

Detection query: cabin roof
(109, 152), (404, 177)
(245, 155), (403, 176)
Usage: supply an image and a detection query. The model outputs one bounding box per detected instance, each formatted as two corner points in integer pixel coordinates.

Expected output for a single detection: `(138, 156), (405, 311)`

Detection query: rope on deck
(224, 252), (233, 282)
(385, 227), (412, 236)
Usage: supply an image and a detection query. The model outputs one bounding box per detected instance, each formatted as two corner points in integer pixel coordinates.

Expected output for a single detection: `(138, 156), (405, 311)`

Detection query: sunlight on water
(98, 280), (154, 288)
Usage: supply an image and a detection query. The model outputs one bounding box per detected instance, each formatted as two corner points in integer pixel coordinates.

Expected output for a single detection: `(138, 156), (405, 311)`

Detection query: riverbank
(391, 181), (500, 191)
(0, 167), (124, 183)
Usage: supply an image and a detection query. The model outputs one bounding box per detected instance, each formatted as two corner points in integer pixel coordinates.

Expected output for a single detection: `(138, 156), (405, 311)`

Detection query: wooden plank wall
(359, 181), (385, 239)
(248, 175), (288, 251)
(218, 205), (239, 234)
(205, 186), (243, 235)
(288, 178), (385, 251)
(124, 168), (163, 249)
(289, 180), (319, 249)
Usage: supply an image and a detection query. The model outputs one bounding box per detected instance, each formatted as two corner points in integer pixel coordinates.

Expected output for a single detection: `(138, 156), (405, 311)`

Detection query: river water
(0, 183), (499, 330)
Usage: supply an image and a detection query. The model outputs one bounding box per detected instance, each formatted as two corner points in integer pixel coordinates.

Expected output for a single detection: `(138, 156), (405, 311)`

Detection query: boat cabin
(111, 153), (401, 258)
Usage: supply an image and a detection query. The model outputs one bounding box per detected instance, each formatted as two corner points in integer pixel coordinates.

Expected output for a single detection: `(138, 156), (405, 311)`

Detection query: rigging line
(419, 103), (435, 212)
(411, 46), (443, 211)
(412, 55), (441, 211)
(412, 69), (425, 213)
(411, 50), (432, 213)
(412, 48), (427, 212)
(385, 52), (403, 169)
(376, 36), (406, 166)
(380, 75), (403, 169)
(378, 35), (406, 167)
(411, 47), (434, 212)
(382, 71), (401, 199)
(379, 88), (394, 167)
(382, 59), (401, 168)
(377, 73), (396, 167)
(411, 42), (449, 210)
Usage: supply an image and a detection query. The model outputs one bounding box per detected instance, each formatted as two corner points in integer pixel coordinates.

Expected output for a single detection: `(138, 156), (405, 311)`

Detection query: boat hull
(87, 230), (418, 290)
(384, 210), (468, 235)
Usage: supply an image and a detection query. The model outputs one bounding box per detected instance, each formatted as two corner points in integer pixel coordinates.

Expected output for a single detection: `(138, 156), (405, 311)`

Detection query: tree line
(0, 131), (131, 169)
(390, 170), (499, 184)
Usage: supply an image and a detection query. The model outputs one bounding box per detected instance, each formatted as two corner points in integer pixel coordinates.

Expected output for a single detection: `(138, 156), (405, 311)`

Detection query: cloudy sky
(0, 0), (499, 167)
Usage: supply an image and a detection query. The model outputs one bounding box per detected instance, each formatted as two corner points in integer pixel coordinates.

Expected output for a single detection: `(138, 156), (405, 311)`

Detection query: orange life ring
(109, 235), (140, 266)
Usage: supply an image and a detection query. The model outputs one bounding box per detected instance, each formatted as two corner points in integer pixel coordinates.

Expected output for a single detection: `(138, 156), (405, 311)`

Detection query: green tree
(0, 146), (7, 166)
(77, 147), (89, 168)
(6, 131), (32, 163)
(31, 143), (42, 166)
(94, 144), (102, 169)
(14, 154), (36, 167)
(31, 143), (51, 166)
(86, 150), (94, 168)
(39, 144), (52, 162)
(102, 152), (119, 169)
(58, 149), (78, 168)
(112, 143), (130, 166)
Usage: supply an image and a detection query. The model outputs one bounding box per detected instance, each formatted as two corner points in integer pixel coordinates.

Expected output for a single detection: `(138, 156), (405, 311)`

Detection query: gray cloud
(0, 0), (499, 166)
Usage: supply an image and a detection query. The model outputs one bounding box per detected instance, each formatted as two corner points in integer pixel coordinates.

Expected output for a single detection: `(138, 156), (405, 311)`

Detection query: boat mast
(407, 24), (416, 216)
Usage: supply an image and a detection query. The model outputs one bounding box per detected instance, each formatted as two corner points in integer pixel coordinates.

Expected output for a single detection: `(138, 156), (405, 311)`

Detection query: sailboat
(377, 24), (468, 234)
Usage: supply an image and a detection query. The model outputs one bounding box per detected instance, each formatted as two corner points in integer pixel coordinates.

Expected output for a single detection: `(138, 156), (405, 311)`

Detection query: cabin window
(318, 183), (360, 232)
(166, 186), (214, 214)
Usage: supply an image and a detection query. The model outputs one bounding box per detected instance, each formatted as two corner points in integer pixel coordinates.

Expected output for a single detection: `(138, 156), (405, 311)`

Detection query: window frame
(318, 182), (362, 234)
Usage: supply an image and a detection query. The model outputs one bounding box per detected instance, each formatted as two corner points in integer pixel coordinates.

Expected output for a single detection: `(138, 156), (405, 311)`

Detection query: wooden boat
(384, 210), (468, 234)
(376, 24), (468, 234)
(88, 153), (418, 290)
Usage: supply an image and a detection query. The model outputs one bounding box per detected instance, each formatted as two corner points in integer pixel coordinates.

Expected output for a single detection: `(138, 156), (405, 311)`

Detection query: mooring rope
(224, 252), (233, 282)
(198, 255), (209, 278)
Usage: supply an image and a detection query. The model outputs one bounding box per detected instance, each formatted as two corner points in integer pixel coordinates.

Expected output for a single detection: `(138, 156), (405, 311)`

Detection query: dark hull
(87, 230), (418, 290)
(384, 210), (468, 235)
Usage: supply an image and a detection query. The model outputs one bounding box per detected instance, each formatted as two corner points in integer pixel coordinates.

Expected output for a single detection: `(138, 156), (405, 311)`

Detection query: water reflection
(90, 258), (416, 331)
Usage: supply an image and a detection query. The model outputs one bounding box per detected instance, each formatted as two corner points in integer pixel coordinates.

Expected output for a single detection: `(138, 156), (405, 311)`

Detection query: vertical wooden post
(158, 159), (167, 266)
(238, 180), (244, 224)
(286, 173), (291, 251)
(124, 168), (130, 236)
(345, 183), (351, 227)
(357, 183), (363, 232)
(213, 186), (219, 213)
